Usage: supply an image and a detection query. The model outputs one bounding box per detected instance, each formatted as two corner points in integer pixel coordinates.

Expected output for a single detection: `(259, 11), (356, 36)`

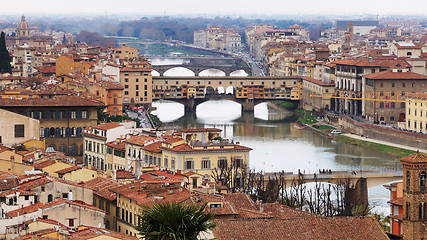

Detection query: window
(210, 203), (222, 208)
(15, 124), (24, 138)
(218, 158), (227, 169)
(82, 110), (88, 119)
(202, 159), (210, 169)
(421, 172), (426, 191)
(125, 85), (129, 89)
(406, 203), (410, 219)
(185, 159), (194, 170)
(25, 195), (29, 200)
(62, 193), (68, 199)
(164, 157), (168, 168)
(379, 102), (384, 108)
(124, 91), (129, 95)
(171, 157), (175, 169)
(68, 218), (74, 227)
(124, 78), (129, 82)
(407, 171), (411, 191)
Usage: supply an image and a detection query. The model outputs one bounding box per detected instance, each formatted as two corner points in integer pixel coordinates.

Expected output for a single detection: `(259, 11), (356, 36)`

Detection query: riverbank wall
(340, 116), (427, 150)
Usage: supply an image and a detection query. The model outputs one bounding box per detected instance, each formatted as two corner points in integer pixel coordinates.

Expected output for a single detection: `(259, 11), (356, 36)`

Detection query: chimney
(113, 169), (117, 180)
(260, 203), (264, 213)
(10, 156), (15, 162)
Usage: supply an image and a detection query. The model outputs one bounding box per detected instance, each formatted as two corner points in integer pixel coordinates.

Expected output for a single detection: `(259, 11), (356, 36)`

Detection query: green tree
(0, 32), (11, 74)
(136, 202), (215, 240)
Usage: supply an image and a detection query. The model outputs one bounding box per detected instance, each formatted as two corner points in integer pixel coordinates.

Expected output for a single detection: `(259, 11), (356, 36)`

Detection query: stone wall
(340, 116), (427, 150)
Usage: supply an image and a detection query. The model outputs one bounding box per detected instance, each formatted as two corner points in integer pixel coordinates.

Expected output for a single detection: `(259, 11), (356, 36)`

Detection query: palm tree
(136, 202), (215, 240)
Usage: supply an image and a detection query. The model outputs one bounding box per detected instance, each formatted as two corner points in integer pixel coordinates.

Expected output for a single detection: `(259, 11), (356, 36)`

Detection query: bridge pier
(183, 98), (197, 113)
(241, 99), (255, 112)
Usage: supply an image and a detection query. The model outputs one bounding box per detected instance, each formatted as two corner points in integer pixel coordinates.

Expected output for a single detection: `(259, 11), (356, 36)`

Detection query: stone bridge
(152, 76), (303, 112)
(152, 76), (302, 92)
(152, 58), (252, 76)
(264, 170), (403, 188)
(157, 94), (298, 112)
(152, 64), (251, 76)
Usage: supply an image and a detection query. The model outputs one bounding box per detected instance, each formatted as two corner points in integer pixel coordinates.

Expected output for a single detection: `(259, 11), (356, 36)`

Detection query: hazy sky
(2, 0), (427, 16)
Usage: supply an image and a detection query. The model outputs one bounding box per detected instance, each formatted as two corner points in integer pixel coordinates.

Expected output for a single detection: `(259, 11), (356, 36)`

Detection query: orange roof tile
(400, 153), (427, 163)
(83, 177), (120, 201)
(363, 70), (427, 80)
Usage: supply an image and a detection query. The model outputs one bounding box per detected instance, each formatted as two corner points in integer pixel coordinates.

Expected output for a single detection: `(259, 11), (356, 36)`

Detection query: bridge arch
(199, 68), (226, 77)
(230, 69), (249, 77)
(163, 67), (195, 76)
(217, 86), (225, 94)
(205, 86), (215, 95)
(151, 70), (160, 76)
(225, 86), (235, 95)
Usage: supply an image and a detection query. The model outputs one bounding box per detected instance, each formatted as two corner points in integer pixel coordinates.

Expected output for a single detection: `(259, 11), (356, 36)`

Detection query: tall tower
(401, 153), (427, 240)
(347, 22), (354, 44)
(16, 15), (30, 38)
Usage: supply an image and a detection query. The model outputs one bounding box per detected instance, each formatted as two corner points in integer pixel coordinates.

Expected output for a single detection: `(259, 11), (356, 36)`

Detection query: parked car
(331, 130), (342, 134)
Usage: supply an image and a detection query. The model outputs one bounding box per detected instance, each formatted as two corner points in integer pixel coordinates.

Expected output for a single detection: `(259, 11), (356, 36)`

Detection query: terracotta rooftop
(163, 143), (252, 153)
(93, 122), (122, 131)
(83, 177), (120, 201)
(69, 227), (139, 240)
(363, 70), (427, 80)
(55, 165), (81, 175)
(213, 217), (389, 240)
(106, 140), (126, 150)
(400, 153), (427, 163)
(33, 160), (57, 169)
(407, 92), (427, 100)
(124, 135), (158, 146)
(0, 95), (104, 107)
(301, 76), (335, 87)
(6, 202), (44, 218)
(142, 141), (163, 153)
(115, 169), (135, 179)
(388, 197), (403, 206)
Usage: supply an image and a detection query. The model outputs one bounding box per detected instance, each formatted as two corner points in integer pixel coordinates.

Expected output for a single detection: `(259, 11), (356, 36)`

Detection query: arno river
(149, 57), (402, 214)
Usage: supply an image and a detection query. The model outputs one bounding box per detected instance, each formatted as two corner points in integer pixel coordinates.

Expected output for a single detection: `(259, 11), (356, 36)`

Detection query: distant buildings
(194, 26), (241, 52)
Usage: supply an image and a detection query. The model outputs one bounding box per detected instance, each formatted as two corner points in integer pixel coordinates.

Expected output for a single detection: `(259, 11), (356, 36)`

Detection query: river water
(149, 57), (402, 215)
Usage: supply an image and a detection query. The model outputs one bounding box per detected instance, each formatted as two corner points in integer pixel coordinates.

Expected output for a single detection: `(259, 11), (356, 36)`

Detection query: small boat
(293, 125), (305, 130)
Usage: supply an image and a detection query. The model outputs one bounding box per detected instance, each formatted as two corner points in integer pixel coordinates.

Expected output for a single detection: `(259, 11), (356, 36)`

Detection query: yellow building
(0, 109), (40, 147)
(160, 136), (252, 180)
(112, 45), (139, 61)
(120, 65), (153, 108)
(406, 93), (427, 133)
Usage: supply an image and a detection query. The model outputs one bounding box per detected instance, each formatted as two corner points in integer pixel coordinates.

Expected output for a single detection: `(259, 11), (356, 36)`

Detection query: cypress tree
(0, 32), (12, 74)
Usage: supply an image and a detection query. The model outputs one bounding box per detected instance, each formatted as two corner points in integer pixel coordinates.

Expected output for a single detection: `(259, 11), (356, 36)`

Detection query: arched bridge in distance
(152, 76), (303, 112)
(151, 58), (252, 77)
(264, 170), (403, 189)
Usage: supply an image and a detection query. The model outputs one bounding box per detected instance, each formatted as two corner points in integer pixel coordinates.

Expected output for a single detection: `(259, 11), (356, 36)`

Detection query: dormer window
(210, 203), (222, 208)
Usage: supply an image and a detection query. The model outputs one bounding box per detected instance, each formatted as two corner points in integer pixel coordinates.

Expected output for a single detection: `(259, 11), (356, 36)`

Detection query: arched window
(379, 102), (384, 108)
(421, 172), (426, 191)
(420, 203), (426, 220)
(407, 171), (411, 191)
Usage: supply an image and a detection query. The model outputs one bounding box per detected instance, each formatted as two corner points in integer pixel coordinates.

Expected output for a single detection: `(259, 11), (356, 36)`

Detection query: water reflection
(152, 100), (401, 174)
